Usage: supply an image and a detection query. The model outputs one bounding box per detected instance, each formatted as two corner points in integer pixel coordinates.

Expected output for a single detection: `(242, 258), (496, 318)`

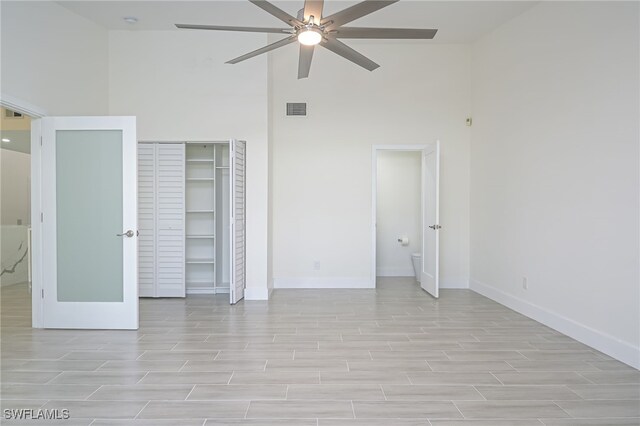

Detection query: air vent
(286, 103), (307, 117)
(4, 109), (23, 118)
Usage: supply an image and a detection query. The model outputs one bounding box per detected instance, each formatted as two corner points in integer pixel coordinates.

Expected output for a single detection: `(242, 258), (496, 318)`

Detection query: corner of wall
(470, 279), (640, 369)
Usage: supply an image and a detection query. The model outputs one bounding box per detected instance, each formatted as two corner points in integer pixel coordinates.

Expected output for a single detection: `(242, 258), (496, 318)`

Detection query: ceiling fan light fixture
(297, 28), (322, 46)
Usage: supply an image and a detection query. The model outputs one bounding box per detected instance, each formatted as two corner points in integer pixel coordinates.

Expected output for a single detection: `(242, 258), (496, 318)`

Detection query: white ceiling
(57, 1), (538, 43)
(1, 131), (30, 154)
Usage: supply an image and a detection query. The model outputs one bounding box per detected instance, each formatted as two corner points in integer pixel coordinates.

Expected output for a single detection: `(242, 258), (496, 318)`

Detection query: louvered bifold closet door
(156, 143), (186, 297)
(137, 144), (156, 297)
(230, 140), (246, 304)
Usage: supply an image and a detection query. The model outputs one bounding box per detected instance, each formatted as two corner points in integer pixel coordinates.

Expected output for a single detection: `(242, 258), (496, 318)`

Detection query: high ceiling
(57, 1), (538, 43)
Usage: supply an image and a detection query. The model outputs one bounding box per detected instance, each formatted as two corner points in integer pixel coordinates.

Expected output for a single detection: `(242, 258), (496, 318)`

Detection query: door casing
(371, 143), (439, 291)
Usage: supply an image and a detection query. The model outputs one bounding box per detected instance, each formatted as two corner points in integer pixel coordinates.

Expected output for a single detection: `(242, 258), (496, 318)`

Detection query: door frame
(371, 144), (433, 288)
(0, 94), (47, 328)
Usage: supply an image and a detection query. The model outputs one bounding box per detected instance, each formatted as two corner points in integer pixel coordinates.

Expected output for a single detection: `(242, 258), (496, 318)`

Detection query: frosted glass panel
(56, 130), (123, 302)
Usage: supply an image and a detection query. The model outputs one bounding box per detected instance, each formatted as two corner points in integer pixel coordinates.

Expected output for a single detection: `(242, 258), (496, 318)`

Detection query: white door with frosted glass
(421, 141), (440, 298)
(39, 117), (138, 329)
(229, 140), (246, 304)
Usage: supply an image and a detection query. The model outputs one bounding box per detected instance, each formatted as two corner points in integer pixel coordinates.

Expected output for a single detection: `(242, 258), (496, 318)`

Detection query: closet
(137, 140), (245, 302)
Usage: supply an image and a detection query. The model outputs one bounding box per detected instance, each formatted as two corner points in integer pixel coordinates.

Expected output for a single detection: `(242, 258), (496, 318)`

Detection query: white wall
(270, 41), (470, 289)
(1, 149), (30, 226)
(0, 226), (29, 286)
(0, 149), (31, 286)
(470, 1), (640, 367)
(0, 1), (109, 115)
(108, 31), (270, 299)
(376, 151), (422, 277)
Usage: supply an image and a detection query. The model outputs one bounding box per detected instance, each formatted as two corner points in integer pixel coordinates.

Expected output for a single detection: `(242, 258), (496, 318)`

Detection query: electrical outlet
(522, 277), (528, 290)
(313, 261), (321, 271)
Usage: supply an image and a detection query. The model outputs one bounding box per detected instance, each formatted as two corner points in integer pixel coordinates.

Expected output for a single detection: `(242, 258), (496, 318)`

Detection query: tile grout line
(552, 400), (575, 419)
(489, 372), (505, 385)
(472, 385), (487, 401)
(183, 384), (197, 401)
(83, 384), (103, 401)
(576, 371), (597, 384)
(133, 400), (151, 420)
(136, 371), (150, 384)
(451, 399), (466, 419)
(43, 370), (64, 384)
(379, 384), (388, 401)
(243, 400), (251, 419)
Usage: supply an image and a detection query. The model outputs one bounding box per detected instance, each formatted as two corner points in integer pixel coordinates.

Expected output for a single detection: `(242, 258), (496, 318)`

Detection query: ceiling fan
(176, 0), (438, 79)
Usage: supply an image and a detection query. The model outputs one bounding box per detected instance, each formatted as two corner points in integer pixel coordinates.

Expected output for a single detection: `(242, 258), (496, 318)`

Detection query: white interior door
(421, 141), (440, 298)
(40, 117), (138, 329)
(229, 140), (246, 304)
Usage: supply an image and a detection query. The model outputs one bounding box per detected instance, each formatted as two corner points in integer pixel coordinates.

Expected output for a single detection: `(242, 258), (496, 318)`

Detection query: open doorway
(372, 143), (440, 298)
(376, 150), (422, 280)
(0, 107), (32, 292)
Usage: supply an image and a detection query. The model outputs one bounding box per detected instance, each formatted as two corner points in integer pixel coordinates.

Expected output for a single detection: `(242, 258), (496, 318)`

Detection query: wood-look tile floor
(1, 278), (639, 425)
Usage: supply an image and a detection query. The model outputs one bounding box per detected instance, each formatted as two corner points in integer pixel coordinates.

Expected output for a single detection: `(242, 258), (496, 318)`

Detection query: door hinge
(40, 136), (42, 146)
(41, 212), (43, 222)
(41, 289), (44, 299)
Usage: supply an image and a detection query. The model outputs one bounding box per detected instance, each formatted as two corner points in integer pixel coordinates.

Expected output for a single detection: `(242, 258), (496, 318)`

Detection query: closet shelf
(187, 178), (215, 181)
(186, 280), (215, 285)
(186, 159), (214, 163)
(216, 166), (230, 169)
(186, 210), (215, 213)
(186, 235), (216, 239)
(186, 258), (215, 264)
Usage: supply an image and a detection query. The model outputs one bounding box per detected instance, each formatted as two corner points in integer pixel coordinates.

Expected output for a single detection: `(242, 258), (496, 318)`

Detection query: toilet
(411, 252), (421, 283)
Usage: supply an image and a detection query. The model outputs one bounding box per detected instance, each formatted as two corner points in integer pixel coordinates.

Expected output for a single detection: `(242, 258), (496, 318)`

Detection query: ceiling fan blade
(249, 0), (302, 26)
(321, 0), (398, 28)
(321, 38), (379, 71)
(303, 0), (324, 25)
(226, 36), (297, 64)
(175, 24), (291, 34)
(298, 45), (315, 79)
(333, 27), (438, 39)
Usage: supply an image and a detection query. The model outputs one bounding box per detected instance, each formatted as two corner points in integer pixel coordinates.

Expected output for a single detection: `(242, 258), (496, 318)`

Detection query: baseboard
(470, 279), (640, 370)
(376, 267), (414, 277)
(245, 287), (270, 300)
(274, 277), (374, 289)
(440, 277), (469, 289)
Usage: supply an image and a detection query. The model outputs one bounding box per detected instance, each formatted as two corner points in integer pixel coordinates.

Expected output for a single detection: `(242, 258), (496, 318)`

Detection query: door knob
(117, 230), (135, 237)
(428, 225), (441, 230)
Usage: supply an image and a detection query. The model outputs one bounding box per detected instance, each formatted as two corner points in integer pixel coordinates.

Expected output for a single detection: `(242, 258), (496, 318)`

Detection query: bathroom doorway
(371, 143), (441, 298)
